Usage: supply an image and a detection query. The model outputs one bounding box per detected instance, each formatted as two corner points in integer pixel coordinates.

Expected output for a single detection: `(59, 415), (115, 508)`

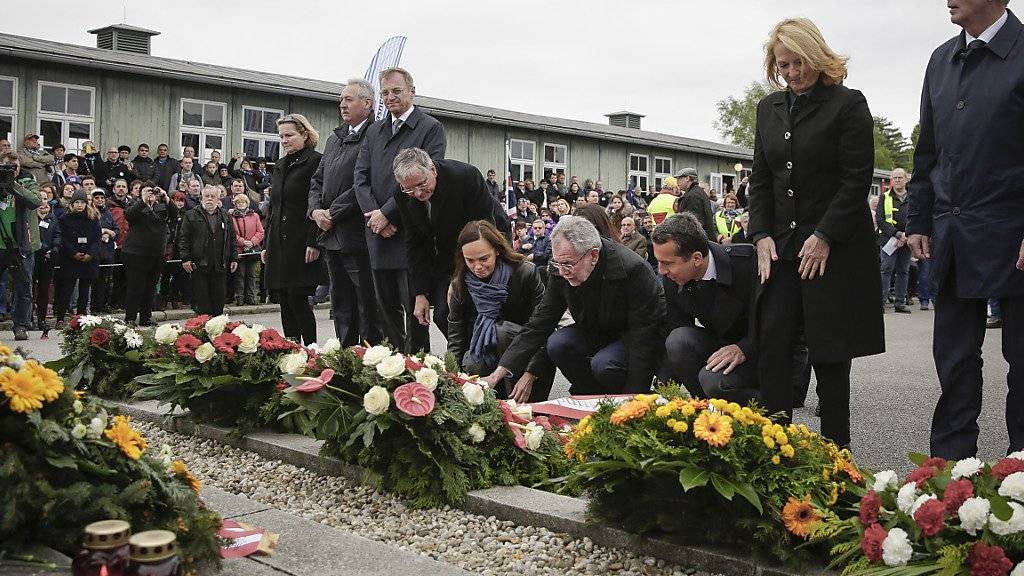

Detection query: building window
(870, 183), (881, 196)
(709, 173), (724, 196)
(37, 81), (94, 154)
(241, 106), (282, 163)
(628, 153), (649, 191)
(510, 139), (535, 183)
(180, 98), (226, 163)
(0, 76), (16, 142)
(542, 143), (567, 180)
(654, 156), (672, 190)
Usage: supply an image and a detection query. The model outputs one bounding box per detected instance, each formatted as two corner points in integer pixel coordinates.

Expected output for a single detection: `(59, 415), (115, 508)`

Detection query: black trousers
(325, 250), (381, 346)
(546, 325), (629, 395)
(55, 276), (92, 321)
(123, 252), (163, 325)
(658, 326), (759, 404)
(92, 259), (114, 312)
(191, 267), (227, 316)
(278, 286), (316, 346)
(759, 259), (852, 446)
(429, 275), (450, 346)
(111, 248), (127, 308)
(931, 262), (1024, 458)
(33, 252), (54, 328)
(371, 268), (428, 354)
(460, 320), (556, 403)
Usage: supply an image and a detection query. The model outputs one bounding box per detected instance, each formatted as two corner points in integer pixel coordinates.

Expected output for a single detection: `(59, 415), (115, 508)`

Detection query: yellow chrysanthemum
(672, 421), (689, 433)
(763, 435), (776, 449)
(0, 367), (45, 413)
(104, 415), (148, 460)
(609, 400), (650, 426)
(780, 444), (795, 459)
(634, 393), (660, 405)
(680, 404), (696, 417)
(23, 360), (64, 402)
(170, 460), (202, 492)
(666, 418), (678, 428)
(775, 431), (789, 446)
(771, 455), (781, 465)
(0, 344), (12, 358)
(692, 410), (733, 447)
(655, 405), (673, 419)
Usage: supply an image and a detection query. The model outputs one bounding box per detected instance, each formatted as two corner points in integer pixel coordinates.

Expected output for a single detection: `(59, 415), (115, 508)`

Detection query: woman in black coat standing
(52, 190), (100, 326)
(748, 18), (884, 448)
(261, 114), (323, 345)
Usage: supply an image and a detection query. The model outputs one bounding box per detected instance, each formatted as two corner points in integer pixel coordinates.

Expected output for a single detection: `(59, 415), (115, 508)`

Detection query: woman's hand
(510, 372), (536, 403)
(304, 247), (320, 263)
(798, 234), (830, 280)
(756, 236), (778, 284)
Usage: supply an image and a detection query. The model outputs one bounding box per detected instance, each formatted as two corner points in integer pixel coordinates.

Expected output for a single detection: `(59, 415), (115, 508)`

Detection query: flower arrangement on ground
(279, 342), (572, 508)
(0, 343), (221, 573)
(814, 452), (1024, 576)
(48, 314), (151, 399)
(561, 386), (864, 565)
(132, 315), (305, 433)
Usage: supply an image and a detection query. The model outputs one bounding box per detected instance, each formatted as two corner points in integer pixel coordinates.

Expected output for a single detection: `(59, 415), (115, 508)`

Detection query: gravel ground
(138, 422), (708, 576)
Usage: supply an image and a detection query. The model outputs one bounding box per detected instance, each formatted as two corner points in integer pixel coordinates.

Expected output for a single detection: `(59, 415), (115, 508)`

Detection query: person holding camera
(52, 189), (100, 327)
(179, 185), (238, 316)
(0, 152), (43, 340)
(123, 182), (177, 326)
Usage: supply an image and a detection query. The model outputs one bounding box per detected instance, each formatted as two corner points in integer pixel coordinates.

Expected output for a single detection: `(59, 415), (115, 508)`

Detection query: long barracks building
(0, 24), (891, 196)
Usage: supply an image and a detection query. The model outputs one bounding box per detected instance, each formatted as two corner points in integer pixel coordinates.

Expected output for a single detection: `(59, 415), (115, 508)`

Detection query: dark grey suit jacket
(308, 121), (371, 253)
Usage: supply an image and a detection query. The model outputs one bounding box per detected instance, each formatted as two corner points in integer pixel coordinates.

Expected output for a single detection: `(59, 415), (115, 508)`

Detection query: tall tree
(714, 81), (772, 149)
(873, 116), (912, 171)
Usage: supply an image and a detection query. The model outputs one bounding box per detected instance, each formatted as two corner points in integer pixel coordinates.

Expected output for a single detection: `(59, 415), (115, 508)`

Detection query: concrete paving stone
(219, 557), (291, 575)
(202, 485), (274, 518)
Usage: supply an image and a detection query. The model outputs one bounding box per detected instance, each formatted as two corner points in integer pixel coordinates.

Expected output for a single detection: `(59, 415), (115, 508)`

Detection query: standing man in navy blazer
(353, 67), (446, 354)
(907, 0), (1024, 459)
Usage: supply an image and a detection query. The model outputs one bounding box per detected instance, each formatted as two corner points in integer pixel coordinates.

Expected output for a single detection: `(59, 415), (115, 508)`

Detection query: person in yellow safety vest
(875, 167), (913, 313)
(715, 192), (742, 243)
(647, 176), (679, 224)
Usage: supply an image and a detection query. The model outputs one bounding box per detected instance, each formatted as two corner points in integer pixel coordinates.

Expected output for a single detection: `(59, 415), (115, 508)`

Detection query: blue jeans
(880, 243), (912, 304)
(917, 258), (934, 303)
(4, 251), (35, 331)
(546, 325), (628, 395)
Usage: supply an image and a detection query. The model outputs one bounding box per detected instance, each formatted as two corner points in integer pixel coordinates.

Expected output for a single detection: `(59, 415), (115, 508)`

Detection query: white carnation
(872, 470), (899, 492)
(376, 354), (407, 379)
(363, 386), (390, 415)
(467, 423), (486, 443)
(320, 338), (341, 355)
(72, 400), (83, 414)
(124, 329), (144, 349)
(1011, 561), (1024, 576)
(233, 325), (259, 354)
(204, 314), (229, 337)
(1009, 450), (1024, 462)
(958, 497), (991, 536)
(278, 350), (308, 375)
(362, 345), (391, 366)
(155, 323), (180, 344)
(896, 482), (918, 514)
(462, 382), (485, 406)
(414, 367), (439, 391)
(1000, 472), (1024, 502)
(71, 423), (88, 439)
(79, 315), (101, 328)
(951, 457), (984, 480)
(990, 502), (1024, 536)
(156, 444), (174, 469)
(523, 421), (545, 451)
(250, 323), (265, 333)
(910, 494), (938, 517)
(194, 342), (216, 363)
(422, 354), (445, 370)
(881, 527), (913, 567)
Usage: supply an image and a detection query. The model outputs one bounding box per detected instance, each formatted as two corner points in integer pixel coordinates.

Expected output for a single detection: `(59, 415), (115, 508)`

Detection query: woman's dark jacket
(53, 211), (101, 279)
(264, 147), (323, 290)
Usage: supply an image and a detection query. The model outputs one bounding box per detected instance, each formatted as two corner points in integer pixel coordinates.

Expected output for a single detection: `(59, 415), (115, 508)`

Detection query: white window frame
(0, 75), (17, 142)
(653, 156), (672, 190)
(36, 81), (95, 154)
(628, 153), (649, 191)
(240, 105), (283, 163)
(179, 98), (227, 163)
(542, 142), (567, 180)
(709, 172), (724, 195)
(509, 139), (535, 183)
(870, 183), (881, 196)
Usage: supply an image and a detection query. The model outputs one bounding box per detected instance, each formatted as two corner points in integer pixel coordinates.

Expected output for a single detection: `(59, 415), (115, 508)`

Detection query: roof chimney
(88, 24), (160, 55)
(604, 111), (645, 130)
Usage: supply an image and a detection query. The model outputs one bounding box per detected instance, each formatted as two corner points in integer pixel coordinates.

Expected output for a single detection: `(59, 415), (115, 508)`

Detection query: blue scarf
(465, 260), (512, 367)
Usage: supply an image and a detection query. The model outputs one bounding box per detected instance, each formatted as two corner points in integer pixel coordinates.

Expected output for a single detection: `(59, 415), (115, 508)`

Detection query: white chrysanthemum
(881, 527), (913, 567)
(1000, 472), (1024, 502)
(363, 386), (390, 415)
(71, 423), (88, 439)
(233, 325), (259, 353)
(910, 494), (938, 517)
(79, 315), (101, 328)
(362, 345), (391, 366)
(72, 400), (83, 414)
(250, 323), (265, 333)
(1010, 560), (1024, 576)
(86, 415), (106, 439)
(958, 497), (991, 536)
(462, 382), (485, 406)
(376, 354), (406, 379)
(467, 423), (486, 443)
(872, 470), (899, 492)
(157, 444), (174, 469)
(124, 329), (144, 349)
(204, 314), (229, 337)
(320, 338), (341, 355)
(896, 482), (918, 514)
(422, 354), (445, 370)
(523, 421), (545, 450)
(194, 342), (216, 363)
(155, 323), (181, 344)
(951, 457), (984, 480)
(414, 367), (439, 391)
(989, 502), (1024, 536)
(112, 322), (128, 335)
(278, 350), (308, 375)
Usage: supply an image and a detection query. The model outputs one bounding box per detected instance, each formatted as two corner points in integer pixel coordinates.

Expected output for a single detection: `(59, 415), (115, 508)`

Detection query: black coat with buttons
(748, 82), (884, 363)
(265, 146), (323, 290)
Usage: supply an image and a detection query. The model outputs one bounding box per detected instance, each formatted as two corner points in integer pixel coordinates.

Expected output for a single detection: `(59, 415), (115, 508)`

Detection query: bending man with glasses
(482, 216), (665, 395)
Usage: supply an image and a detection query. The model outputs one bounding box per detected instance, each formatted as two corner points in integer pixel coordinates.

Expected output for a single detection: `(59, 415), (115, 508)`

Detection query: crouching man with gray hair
(482, 215), (665, 394)
(393, 147), (510, 339)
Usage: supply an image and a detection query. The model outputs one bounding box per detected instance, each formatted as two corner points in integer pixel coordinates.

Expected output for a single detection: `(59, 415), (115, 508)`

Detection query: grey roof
(604, 111), (646, 117)
(87, 24), (161, 36)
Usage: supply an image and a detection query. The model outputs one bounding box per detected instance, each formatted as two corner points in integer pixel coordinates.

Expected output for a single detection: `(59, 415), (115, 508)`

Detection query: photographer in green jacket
(0, 151), (43, 340)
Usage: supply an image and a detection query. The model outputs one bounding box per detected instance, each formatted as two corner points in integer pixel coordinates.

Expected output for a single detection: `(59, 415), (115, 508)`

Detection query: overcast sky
(5, 1), (960, 146)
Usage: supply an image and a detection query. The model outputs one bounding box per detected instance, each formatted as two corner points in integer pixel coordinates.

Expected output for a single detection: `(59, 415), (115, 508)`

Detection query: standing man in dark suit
(674, 168), (718, 242)
(354, 67), (446, 354)
(392, 148), (510, 339)
(309, 78), (383, 347)
(907, 0), (1024, 459)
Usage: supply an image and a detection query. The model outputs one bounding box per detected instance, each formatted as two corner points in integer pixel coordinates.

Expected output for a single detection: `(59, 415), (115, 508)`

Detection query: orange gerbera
(609, 400), (650, 426)
(23, 360), (64, 401)
(692, 410), (733, 447)
(0, 367), (45, 413)
(171, 460), (202, 493)
(782, 495), (821, 538)
(104, 415), (148, 460)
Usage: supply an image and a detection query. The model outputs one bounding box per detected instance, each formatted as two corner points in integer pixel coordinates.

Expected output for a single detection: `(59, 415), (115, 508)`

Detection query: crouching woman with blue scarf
(447, 220), (556, 403)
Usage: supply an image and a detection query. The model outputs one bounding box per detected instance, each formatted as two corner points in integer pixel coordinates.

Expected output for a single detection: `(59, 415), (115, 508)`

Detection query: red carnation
(225, 321), (241, 332)
(992, 457), (1024, 481)
(921, 456), (948, 470)
(404, 356), (424, 373)
(213, 333), (242, 360)
(89, 328), (111, 347)
(859, 490), (881, 526)
(905, 465), (937, 488)
(184, 314), (211, 331)
(175, 334), (203, 358)
(913, 498), (947, 537)
(68, 315), (82, 330)
(943, 479), (975, 515)
(967, 542), (1013, 576)
(352, 346), (366, 358)
(861, 523), (886, 563)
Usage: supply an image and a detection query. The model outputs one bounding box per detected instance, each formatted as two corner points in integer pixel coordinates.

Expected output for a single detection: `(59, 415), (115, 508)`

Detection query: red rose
(921, 456), (948, 470)
(68, 315), (82, 330)
(943, 479), (975, 515)
(225, 321), (241, 331)
(861, 523), (886, 563)
(184, 314), (211, 331)
(967, 542), (1013, 576)
(89, 328), (111, 347)
(175, 334), (203, 358)
(913, 498), (946, 537)
(213, 333), (242, 360)
(905, 465), (937, 488)
(352, 346), (366, 358)
(992, 457), (1024, 481)
(859, 490), (881, 526)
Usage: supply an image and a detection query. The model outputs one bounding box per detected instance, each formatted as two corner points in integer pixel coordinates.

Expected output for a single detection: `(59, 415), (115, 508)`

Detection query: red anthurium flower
(294, 369), (335, 393)
(89, 328), (111, 347)
(393, 383), (436, 417)
(184, 314), (211, 331)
